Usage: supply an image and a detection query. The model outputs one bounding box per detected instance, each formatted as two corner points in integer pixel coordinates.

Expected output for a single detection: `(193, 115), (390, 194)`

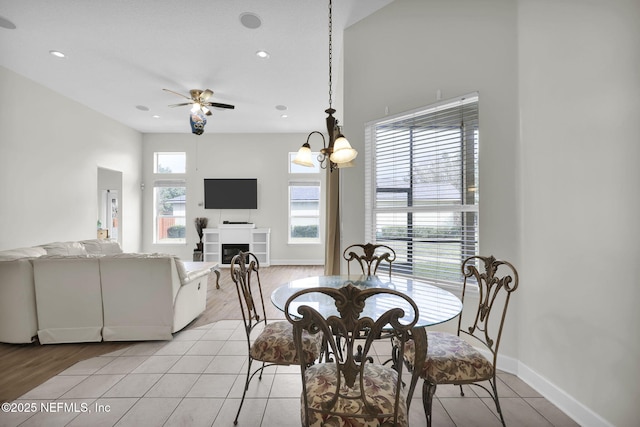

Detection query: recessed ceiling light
(256, 50), (270, 59)
(275, 105), (287, 111)
(135, 105), (150, 111)
(0, 15), (16, 30)
(281, 114), (288, 119)
(152, 115), (160, 119)
(240, 12), (261, 29)
(49, 50), (66, 58)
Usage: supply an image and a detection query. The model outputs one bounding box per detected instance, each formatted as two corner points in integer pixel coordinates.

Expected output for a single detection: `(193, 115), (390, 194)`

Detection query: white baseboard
(493, 352), (612, 427)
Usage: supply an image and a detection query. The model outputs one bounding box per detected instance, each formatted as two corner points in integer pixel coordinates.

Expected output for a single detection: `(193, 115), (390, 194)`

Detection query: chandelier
(292, 0), (358, 172)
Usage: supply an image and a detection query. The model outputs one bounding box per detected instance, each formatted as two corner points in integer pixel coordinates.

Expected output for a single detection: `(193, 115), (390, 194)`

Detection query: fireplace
(222, 243), (250, 264)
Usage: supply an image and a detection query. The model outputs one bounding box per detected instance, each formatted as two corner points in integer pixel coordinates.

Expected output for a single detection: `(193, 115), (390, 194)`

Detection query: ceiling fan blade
(162, 88), (191, 100)
(200, 89), (213, 101)
(207, 102), (235, 109)
(168, 102), (193, 107)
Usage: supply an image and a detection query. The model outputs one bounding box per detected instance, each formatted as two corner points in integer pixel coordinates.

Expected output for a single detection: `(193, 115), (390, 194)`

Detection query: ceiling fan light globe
(200, 89), (213, 101)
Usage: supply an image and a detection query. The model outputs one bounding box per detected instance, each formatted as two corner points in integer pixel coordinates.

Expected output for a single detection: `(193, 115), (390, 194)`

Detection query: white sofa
(0, 240), (212, 344)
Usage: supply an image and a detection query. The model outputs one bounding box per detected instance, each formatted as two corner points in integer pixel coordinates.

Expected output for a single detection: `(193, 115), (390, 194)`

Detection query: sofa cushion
(106, 252), (171, 258)
(35, 254), (102, 260)
(40, 242), (87, 256)
(0, 247), (46, 261)
(81, 239), (123, 255)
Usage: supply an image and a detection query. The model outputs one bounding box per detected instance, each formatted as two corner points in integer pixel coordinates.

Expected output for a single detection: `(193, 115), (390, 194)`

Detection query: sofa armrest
(183, 268), (210, 284)
(174, 259), (212, 286)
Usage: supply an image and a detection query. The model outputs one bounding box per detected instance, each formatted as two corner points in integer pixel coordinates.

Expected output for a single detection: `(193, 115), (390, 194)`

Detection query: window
(154, 181), (186, 244)
(155, 152), (186, 173)
(153, 151), (187, 244)
(365, 94), (479, 286)
(289, 181), (321, 244)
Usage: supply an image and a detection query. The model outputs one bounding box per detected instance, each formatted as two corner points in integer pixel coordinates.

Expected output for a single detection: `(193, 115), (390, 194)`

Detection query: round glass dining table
(271, 274), (463, 408)
(271, 275), (462, 328)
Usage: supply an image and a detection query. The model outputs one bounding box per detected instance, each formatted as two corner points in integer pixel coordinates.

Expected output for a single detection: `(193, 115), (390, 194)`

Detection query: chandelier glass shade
(329, 134), (357, 164)
(292, 143), (314, 168)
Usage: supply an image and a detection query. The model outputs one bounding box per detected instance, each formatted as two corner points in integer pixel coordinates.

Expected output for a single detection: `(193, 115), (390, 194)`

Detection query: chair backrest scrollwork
(285, 284), (418, 426)
(230, 251), (266, 340)
(459, 255), (519, 366)
(343, 243), (396, 278)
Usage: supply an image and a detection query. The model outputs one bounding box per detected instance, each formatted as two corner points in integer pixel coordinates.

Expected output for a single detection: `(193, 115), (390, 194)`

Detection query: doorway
(97, 167), (122, 244)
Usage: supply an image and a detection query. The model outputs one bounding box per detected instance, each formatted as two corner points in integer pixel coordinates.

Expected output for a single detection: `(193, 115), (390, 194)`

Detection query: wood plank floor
(0, 265), (323, 403)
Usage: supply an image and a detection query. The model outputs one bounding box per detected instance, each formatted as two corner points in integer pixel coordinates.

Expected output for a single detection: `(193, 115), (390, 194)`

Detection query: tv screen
(204, 178), (258, 209)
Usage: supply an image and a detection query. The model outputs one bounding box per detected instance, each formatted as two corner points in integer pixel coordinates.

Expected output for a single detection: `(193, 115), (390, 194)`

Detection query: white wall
(342, 0), (520, 362)
(0, 66), (143, 252)
(518, 1), (640, 425)
(141, 133), (325, 264)
(344, 0), (640, 425)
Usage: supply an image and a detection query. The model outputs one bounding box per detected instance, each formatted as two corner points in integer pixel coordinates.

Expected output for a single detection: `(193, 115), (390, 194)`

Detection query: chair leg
(422, 380), (437, 427)
(234, 358), (254, 425)
(490, 378), (506, 427)
(459, 384), (464, 396)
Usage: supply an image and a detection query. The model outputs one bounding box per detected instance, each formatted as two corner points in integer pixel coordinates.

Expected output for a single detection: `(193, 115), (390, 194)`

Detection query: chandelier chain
(328, 0), (333, 109)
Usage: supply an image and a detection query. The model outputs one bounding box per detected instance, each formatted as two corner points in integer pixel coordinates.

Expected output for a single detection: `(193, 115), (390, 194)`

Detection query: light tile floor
(0, 320), (579, 427)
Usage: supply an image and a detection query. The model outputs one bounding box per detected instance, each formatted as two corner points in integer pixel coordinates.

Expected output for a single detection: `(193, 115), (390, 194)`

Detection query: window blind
(365, 94), (479, 286)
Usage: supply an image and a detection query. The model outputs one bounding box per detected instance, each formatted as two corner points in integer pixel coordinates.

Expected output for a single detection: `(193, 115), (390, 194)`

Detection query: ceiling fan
(163, 88), (235, 116)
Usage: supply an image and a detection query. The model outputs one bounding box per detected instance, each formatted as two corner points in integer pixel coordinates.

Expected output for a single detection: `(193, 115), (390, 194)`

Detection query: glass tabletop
(271, 275), (463, 329)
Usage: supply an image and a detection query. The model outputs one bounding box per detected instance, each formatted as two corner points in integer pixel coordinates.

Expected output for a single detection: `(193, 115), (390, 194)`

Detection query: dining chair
(396, 255), (519, 427)
(284, 283), (419, 427)
(343, 243), (396, 279)
(343, 243), (398, 365)
(230, 251), (324, 425)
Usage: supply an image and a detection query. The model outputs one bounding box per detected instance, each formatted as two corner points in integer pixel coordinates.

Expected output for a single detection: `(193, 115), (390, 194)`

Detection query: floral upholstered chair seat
(250, 320), (323, 365)
(302, 363), (408, 427)
(401, 331), (493, 383)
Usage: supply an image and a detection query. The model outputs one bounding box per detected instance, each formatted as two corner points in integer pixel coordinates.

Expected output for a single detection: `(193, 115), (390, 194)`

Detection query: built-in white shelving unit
(203, 225), (270, 267)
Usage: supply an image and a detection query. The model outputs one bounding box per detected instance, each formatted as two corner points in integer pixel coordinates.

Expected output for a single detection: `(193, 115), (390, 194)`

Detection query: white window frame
(365, 93), (479, 288)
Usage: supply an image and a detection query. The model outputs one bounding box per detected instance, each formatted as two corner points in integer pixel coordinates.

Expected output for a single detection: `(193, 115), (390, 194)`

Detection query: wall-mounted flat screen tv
(204, 178), (258, 209)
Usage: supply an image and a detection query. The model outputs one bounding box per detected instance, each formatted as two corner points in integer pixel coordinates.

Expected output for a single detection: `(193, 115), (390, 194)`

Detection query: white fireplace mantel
(202, 226), (270, 266)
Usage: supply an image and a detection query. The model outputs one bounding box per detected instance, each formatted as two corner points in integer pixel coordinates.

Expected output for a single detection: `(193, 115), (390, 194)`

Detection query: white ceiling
(0, 0), (392, 134)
